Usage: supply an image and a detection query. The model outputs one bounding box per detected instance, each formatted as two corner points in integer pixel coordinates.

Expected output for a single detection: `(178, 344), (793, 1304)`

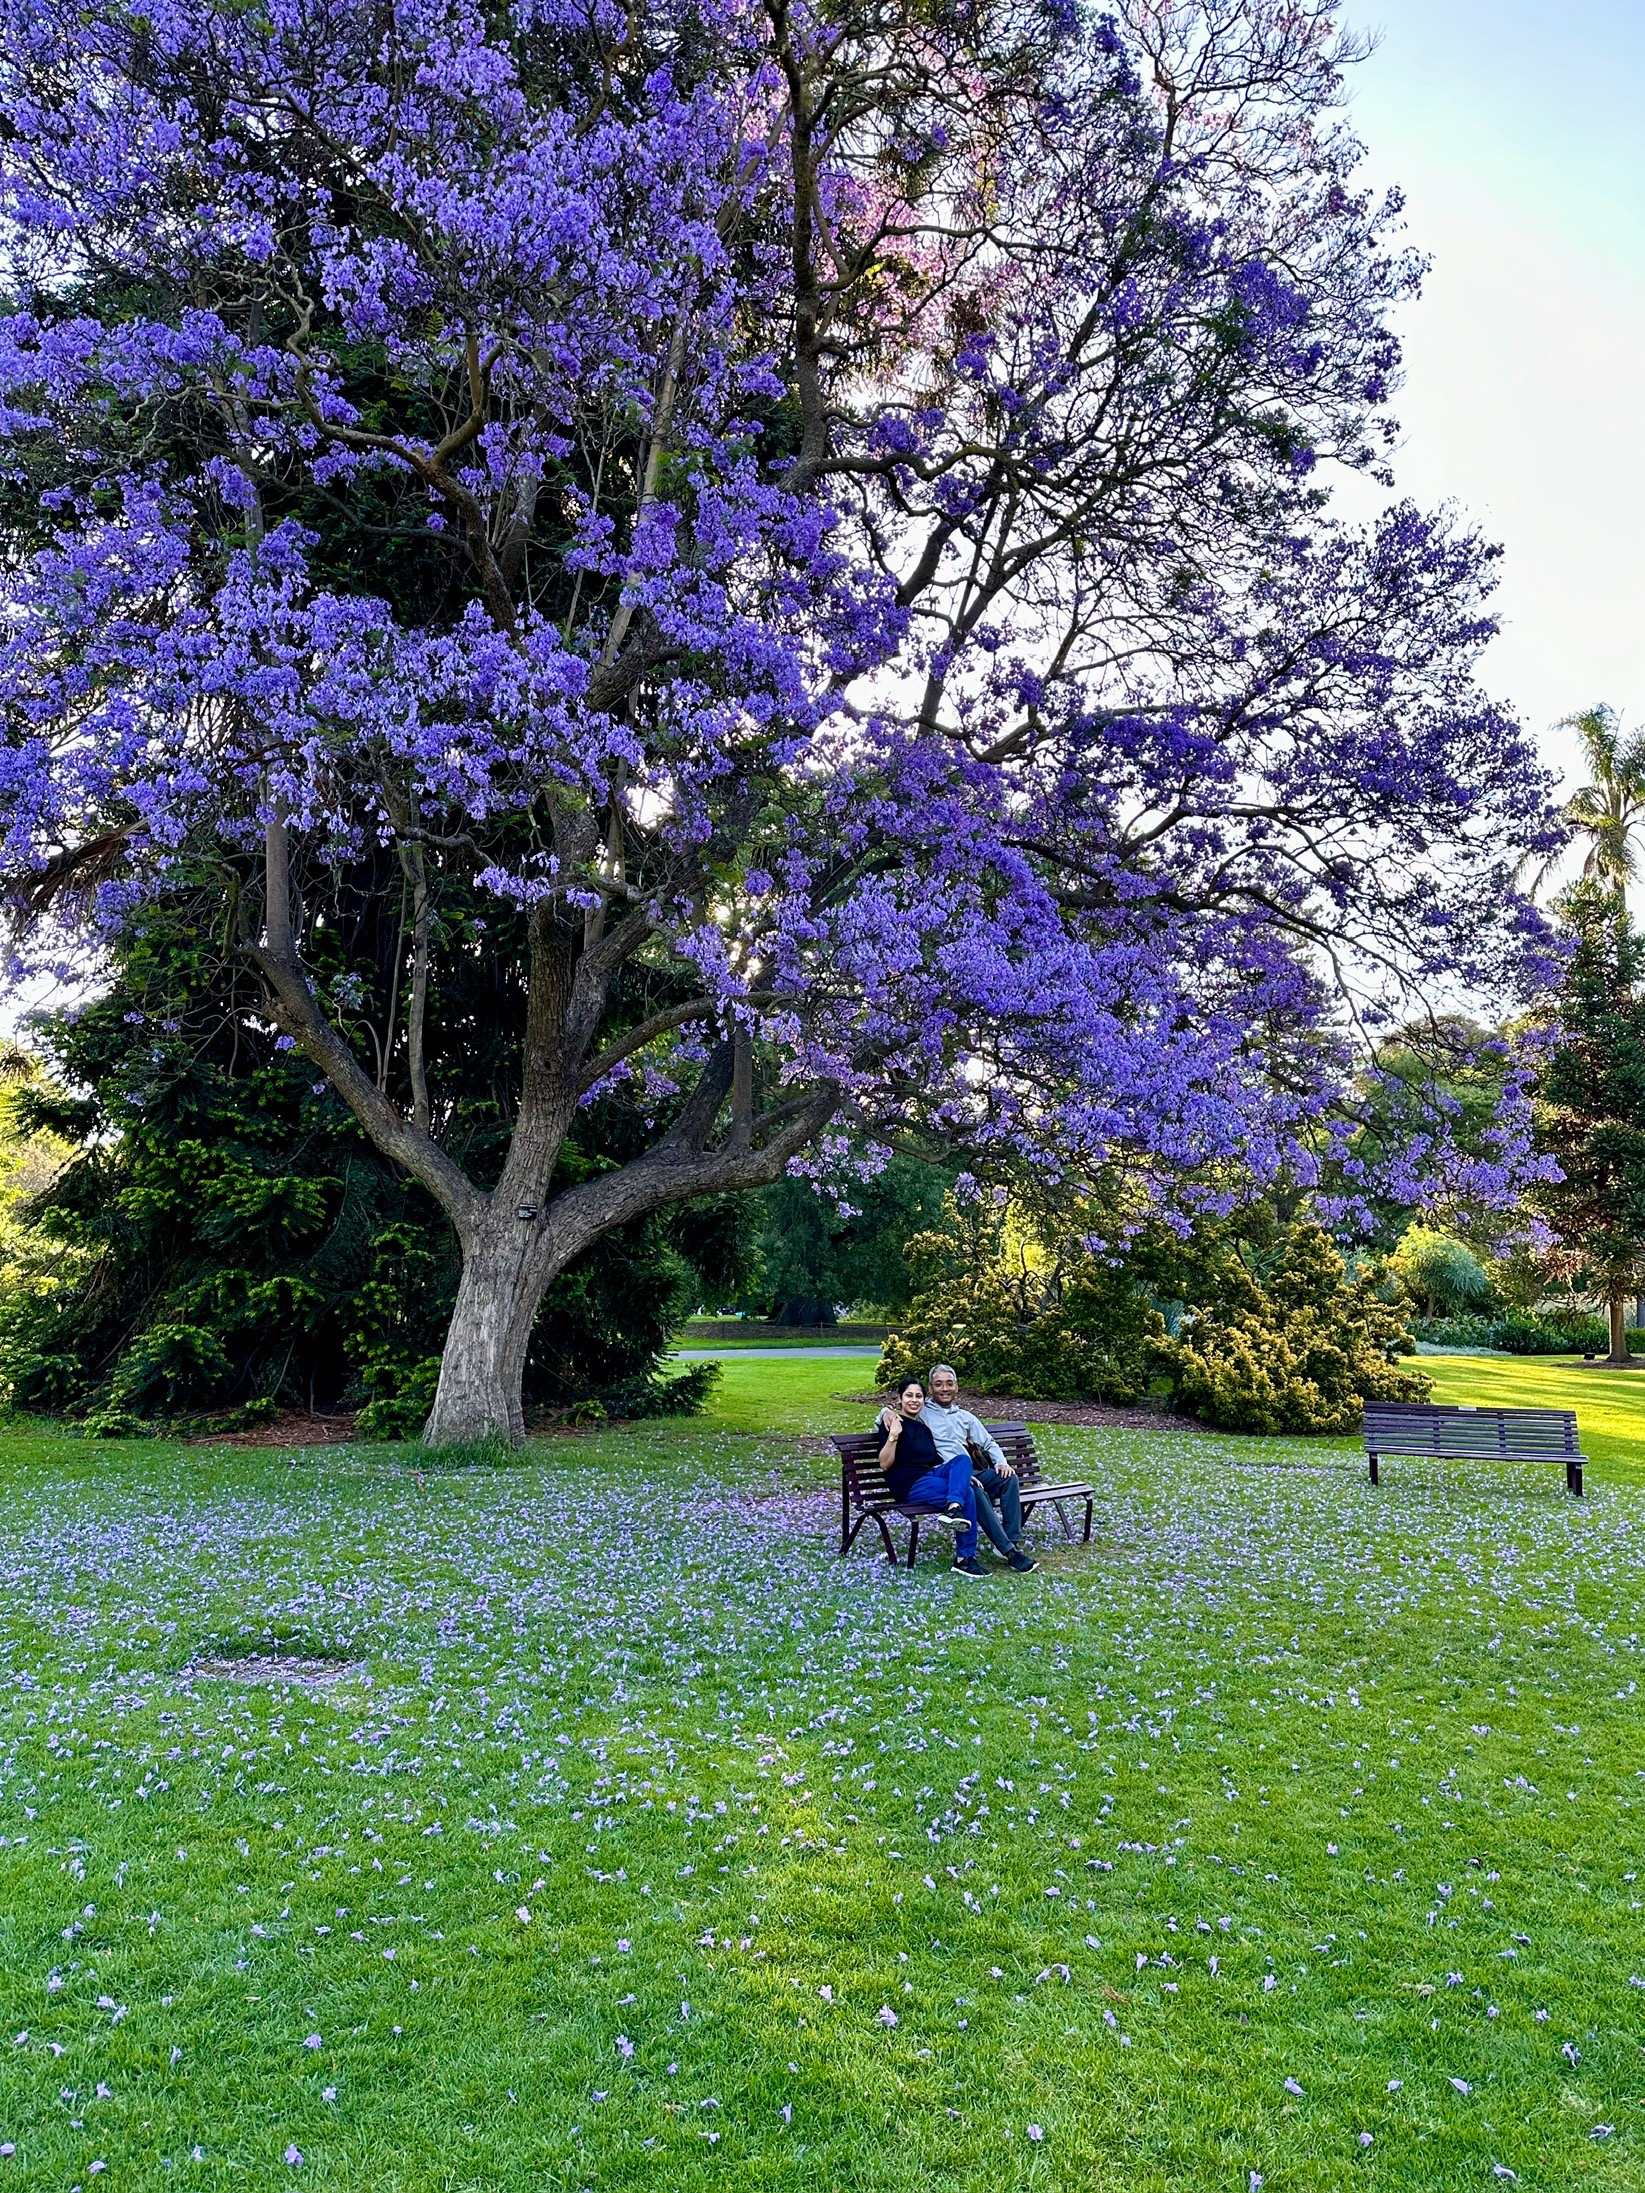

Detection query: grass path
(0, 1367), (1643, 2189)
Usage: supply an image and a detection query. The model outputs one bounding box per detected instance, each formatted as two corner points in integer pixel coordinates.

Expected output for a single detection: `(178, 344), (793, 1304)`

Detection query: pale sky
(1342, 0), (1645, 806)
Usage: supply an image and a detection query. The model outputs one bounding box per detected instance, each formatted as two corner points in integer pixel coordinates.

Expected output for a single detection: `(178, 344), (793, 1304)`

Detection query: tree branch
(249, 813), (481, 1230)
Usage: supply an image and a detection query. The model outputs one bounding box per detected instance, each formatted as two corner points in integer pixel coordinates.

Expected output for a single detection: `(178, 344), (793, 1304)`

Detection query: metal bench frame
(830, 1422), (1095, 1567)
(1363, 1401), (1585, 1496)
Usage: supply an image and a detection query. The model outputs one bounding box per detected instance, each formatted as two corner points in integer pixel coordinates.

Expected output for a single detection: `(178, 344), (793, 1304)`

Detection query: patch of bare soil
(212, 1411), (360, 1446)
(182, 1653), (366, 1689)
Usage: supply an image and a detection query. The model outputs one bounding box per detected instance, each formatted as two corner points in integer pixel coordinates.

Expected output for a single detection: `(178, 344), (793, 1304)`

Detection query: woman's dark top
(883, 1410), (940, 1501)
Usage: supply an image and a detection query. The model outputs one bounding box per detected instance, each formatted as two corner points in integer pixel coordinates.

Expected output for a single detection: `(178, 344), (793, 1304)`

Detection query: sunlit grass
(1421, 1353), (1645, 1486)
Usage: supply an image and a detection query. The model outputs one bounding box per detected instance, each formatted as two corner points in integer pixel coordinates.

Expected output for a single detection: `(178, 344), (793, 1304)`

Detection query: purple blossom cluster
(0, 0), (1568, 1431)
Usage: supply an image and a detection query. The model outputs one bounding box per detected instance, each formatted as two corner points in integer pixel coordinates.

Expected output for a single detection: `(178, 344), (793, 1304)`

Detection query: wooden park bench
(1363, 1401), (1585, 1496)
(830, 1422), (1095, 1568)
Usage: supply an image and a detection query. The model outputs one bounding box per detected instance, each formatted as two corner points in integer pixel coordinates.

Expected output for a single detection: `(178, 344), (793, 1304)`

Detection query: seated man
(876, 1377), (990, 1579)
(921, 1362), (1038, 1572)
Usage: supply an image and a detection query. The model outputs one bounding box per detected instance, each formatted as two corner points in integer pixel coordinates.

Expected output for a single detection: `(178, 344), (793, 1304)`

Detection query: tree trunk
(1609, 1290), (1631, 1366)
(422, 1228), (553, 1445)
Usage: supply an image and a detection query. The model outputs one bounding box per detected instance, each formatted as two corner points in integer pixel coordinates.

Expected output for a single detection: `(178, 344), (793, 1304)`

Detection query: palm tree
(1562, 704), (1645, 890)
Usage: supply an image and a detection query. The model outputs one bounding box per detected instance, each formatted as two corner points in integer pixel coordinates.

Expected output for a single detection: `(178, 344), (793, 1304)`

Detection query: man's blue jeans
(903, 1455), (1015, 1559)
(973, 1465), (1024, 1548)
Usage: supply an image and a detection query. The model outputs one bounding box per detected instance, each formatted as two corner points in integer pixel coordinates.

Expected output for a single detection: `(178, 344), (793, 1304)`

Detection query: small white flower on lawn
(1592, 2127), (1615, 2140)
(616, 2037), (634, 2059)
(877, 2006), (898, 2027)
(515, 1907), (531, 1925)
(1359, 2132), (1373, 2147)
(1387, 2079), (1402, 2092)
(1282, 2079), (1303, 2097)
(303, 2035), (321, 2050)
(1027, 2125), (1044, 2142)
(1249, 2174), (1263, 2191)
(616, 1940), (630, 1952)
(1449, 2078), (1471, 2096)
(322, 2088), (336, 2103)
(818, 1985), (833, 2003)
(1492, 2168), (1517, 2181)
(1262, 1975), (1277, 1993)
(780, 2104), (792, 2123)
(284, 2145), (303, 2167)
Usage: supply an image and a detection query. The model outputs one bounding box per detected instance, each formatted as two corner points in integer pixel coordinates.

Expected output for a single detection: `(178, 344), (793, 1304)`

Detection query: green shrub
(1389, 1226), (1496, 1318)
(1149, 1226), (1429, 1434)
(355, 1354), (443, 1441)
(1411, 1314), (1500, 1347)
(878, 1205), (1157, 1403)
(108, 1321), (232, 1414)
(598, 1359), (721, 1419)
(1493, 1313), (1609, 1356)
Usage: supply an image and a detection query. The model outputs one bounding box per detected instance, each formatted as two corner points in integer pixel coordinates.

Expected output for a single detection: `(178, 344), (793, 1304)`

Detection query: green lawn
(1423, 1354), (1645, 1484)
(2, 1358), (1644, 2190)
(696, 1350), (883, 1433)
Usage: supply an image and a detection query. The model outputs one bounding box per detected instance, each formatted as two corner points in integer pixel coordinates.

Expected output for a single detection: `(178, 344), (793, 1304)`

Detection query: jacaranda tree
(0, 0), (1562, 1441)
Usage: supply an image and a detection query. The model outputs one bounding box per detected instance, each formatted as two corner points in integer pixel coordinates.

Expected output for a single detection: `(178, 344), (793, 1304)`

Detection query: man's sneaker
(1006, 1547), (1039, 1573)
(944, 1499), (970, 1518)
(951, 1554), (987, 1578)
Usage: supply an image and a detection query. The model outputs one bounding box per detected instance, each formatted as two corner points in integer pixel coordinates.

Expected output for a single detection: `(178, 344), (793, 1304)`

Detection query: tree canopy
(0, 0), (1562, 1439)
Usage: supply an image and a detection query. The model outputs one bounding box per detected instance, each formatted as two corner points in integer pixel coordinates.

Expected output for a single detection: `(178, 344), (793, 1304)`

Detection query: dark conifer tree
(1533, 882), (1645, 1364)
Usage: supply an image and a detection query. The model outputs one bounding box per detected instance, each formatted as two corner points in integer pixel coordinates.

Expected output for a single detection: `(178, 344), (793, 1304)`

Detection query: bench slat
(1363, 1401), (1584, 1494)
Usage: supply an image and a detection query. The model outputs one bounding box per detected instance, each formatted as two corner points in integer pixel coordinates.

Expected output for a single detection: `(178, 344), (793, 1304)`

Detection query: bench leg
(872, 1512), (898, 1566)
(842, 1510), (867, 1558)
(906, 1517), (921, 1568)
(1368, 1451), (1379, 1485)
(1569, 1460), (1584, 1497)
(1082, 1495), (1093, 1543)
(1052, 1497), (1076, 1542)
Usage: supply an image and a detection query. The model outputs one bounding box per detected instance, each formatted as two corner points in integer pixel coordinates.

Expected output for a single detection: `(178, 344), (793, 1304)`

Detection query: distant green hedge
(1413, 1312), (1641, 1356)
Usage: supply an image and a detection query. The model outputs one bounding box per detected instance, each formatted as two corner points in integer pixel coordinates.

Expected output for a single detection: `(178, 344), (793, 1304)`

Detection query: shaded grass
(0, 1377), (1643, 2189)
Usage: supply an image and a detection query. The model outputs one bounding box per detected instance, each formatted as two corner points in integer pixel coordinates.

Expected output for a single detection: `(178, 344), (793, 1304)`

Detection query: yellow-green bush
(1150, 1224), (1429, 1433)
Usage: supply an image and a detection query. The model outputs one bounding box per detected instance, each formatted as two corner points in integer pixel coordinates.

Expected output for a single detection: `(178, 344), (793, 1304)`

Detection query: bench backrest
(1362, 1401), (1580, 1457)
(832, 1422), (1040, 1505)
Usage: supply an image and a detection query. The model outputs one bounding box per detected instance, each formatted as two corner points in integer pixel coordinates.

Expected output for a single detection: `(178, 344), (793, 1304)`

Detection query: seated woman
(877, 1376), (990, 1578)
